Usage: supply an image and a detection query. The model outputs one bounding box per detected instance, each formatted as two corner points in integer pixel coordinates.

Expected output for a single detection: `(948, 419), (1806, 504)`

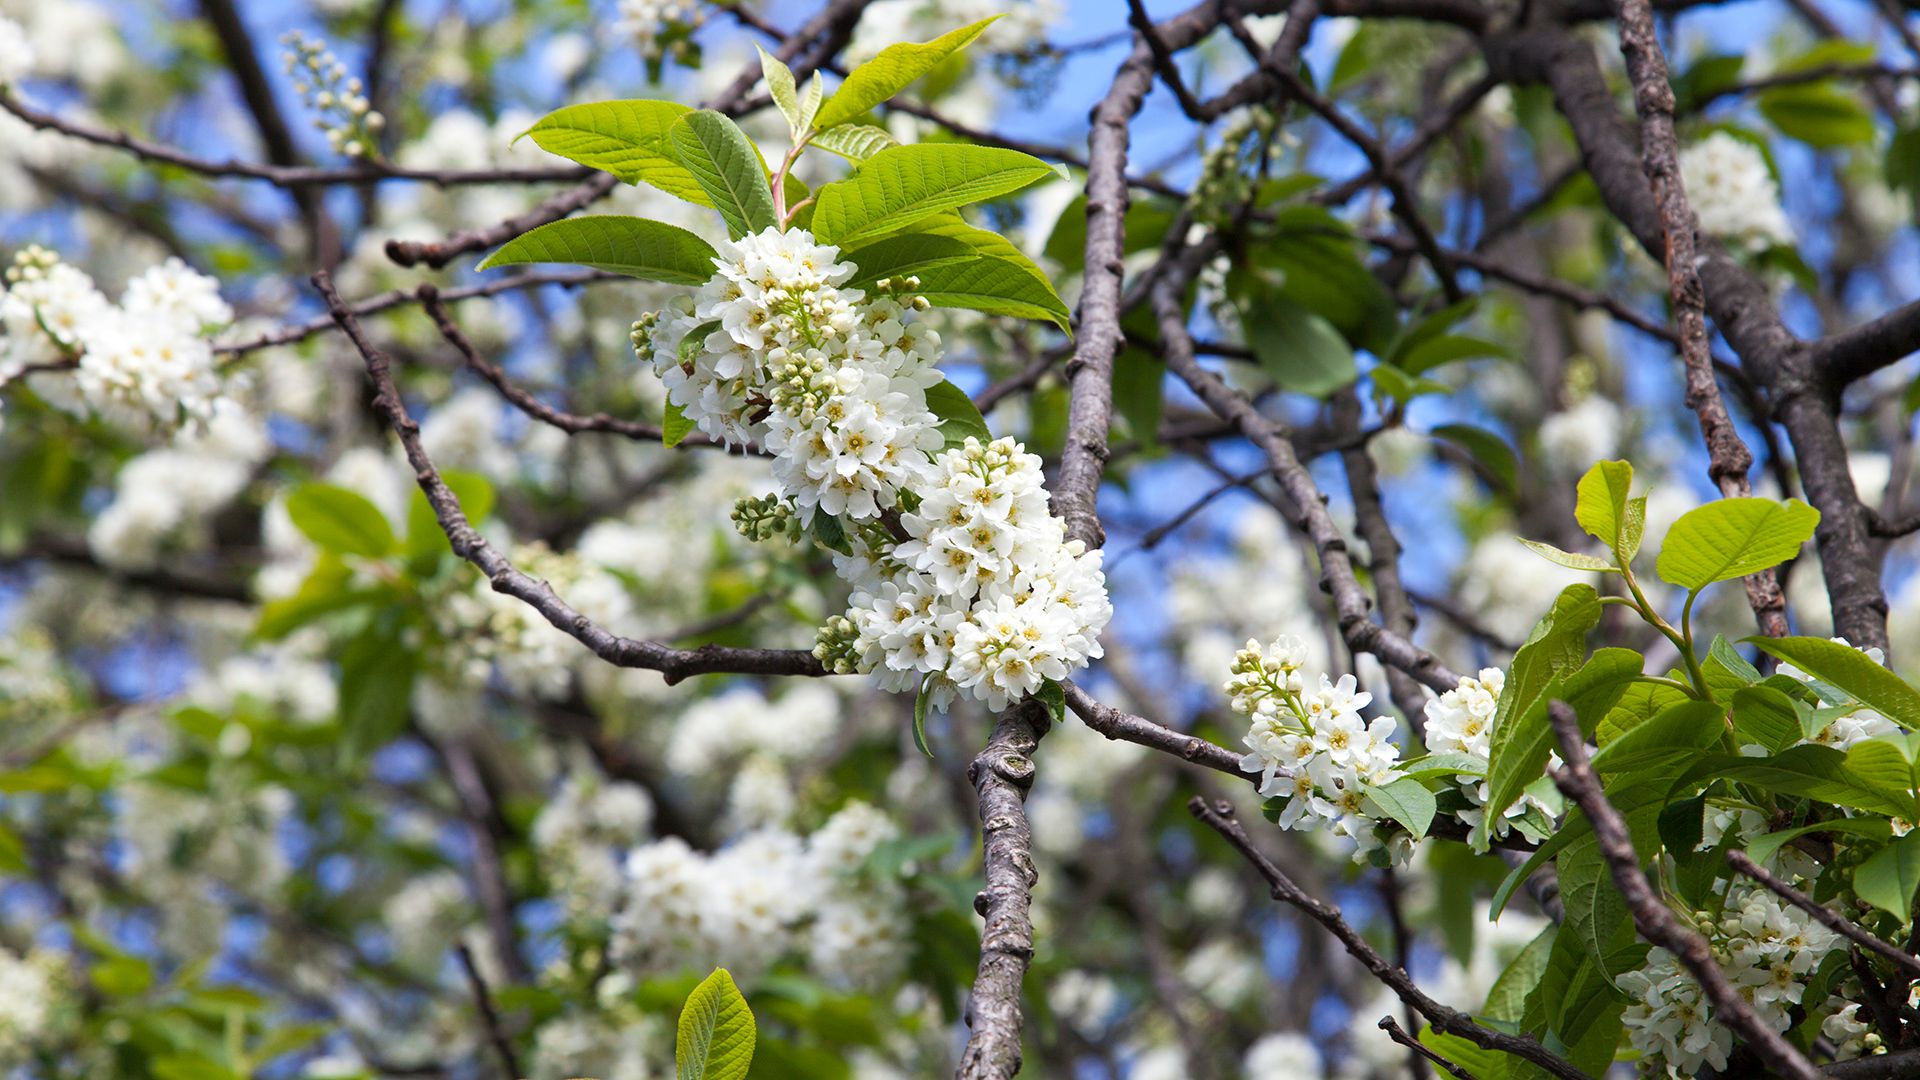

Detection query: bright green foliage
(1363, 776), (1437, 838)
(1854, 833), (1920, 917)
(811, 16), (1000, 131)
(925, 379), (990, 449)
(478, 216), (721, 284)
(669, 111), (780, 238)
(811, 144), (1061, 248)
(1655, 496), (1819, 591)
(810, 123), (897, 162)
(676, 969), (756, 1080)
(1573, 459), (1641, 565)
(1752, 635), (1920, 728)
(285, 483), (396, 558)
(519, 100), (710, 203)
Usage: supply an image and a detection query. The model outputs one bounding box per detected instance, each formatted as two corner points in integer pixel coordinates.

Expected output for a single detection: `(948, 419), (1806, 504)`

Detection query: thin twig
(1188, 797), (1591, 1080)
(455, 943), (521, 1080)
(1379, 1016), (1476, 1080)
(1728, 849), (1920, 978)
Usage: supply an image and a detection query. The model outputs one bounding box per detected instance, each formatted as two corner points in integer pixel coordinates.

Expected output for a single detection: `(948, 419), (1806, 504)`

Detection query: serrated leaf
(1855, 833), (1920, 919)
(811, 123), (896, 162)
(286, 483), (396, 558)
(1678, 744), (1919, 818)
(1483, 924), (1556, 1024)
(1656, 497), (1819, 591)
(1243, 292), (1356, 398)
(478, 216), (720, 284)
(1589, 699), (1725, 777)
(521, 100), (709, 205)
(1484, 648), (1642, 830)
(759, 46), (805, 136)
(1518, 538), (1616, 572)
(676, 968), (756, 1080)
(844, 232), (978, 286)
(1729, 685), (1804, 752)
(813, 17), (999, 131)
(1363, 776), (1436, 838)
(811, 144), (1058, 248)
(1574, 460), (1637, 563)
(906, 256), (1072, 332)
(925, 379), (990, 449)
(670, 110), (778, 238)
(1749, 636), (1920, 729)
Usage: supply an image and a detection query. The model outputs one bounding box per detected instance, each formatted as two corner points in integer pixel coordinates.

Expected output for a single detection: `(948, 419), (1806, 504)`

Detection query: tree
(2, 0), (1920, 1077)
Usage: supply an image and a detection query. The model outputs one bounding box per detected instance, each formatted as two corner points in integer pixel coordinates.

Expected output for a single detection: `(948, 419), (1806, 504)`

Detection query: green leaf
(1243, 292), (1356, 398)
(1729, 685), (1805, 752)
(338, 623), (415, 764)
(905, 256), (1073, 332)
(759, 46), (805, 136)
(844, 232), (979, 286)
(1588, 699), (1725, 778)
(1749, 636), (1920, 729)
(1484, 924), (1557, 1024)
(810, 509), (851, 555)
(1681, 744), (1919, 819)
(1517, 538), (1616, 573)
(477, 216), (719, 284)
(813, 17), (999, 131)
(811, 144), (1059, 248)
(406, 470), (495, 563)
(912, 676), (935, 758)
(677, 968), (757, 1080)
(286, 483), (396, 558)
(664, 401), (697, 448)
(520, 100), (709, 205)
(1397, 334), (1506, 375)
(1368, 363), (1451, 406)
(810, 123), (896, 162)
(670, 110), (779, 238)
(1416, 1027), (1504, 1079)
(1855, 833), (1920, 919)
(1431, 423), (1518, 493)
(1745, 817), (1891, 867)
(1655, 497), (1819, 591)
(1364, 776), (1437, 838)
(1036, 680), (1066, 727)
(925, 379), (990, 449)
(1759, 83), (1876, 148)
(1574, 460), (1640, 564)
(1484, 646), (1641, 829)
(1558, 834), (1629, 977)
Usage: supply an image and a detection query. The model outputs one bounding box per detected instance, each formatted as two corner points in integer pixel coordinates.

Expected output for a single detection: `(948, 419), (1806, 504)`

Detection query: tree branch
(1547, 701), (1822, 1080)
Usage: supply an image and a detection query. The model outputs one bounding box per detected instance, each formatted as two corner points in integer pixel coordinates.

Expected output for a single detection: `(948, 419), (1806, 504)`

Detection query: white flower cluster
(87, 401), (270, 569)
(640, 227), (1109, 710)
(1780, 638), (1898, 751)
(2, 248), (233, 429)
(840, 436), (1111, 710)
(1617, 880), (1845, 1076)
(609, 802), (907, 990)
(643, 227), (943, 517)
(614, 0), (702, 64)
(1423, 666), (1554, 849)
(0, 16), (32, 84)
(1229, 636), (1410, 864)
(0, 947), (72, 1066)
(1679, 132), (1794, 252)
(531, 770), (655, 922)
(281, 32), (384, 159)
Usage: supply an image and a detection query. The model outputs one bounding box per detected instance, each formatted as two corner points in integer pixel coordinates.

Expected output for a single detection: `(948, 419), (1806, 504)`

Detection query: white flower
(0, 17), (32, 84)
(1680, 132), (1794, 252)
(1244, 1032), (1322, 1080)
